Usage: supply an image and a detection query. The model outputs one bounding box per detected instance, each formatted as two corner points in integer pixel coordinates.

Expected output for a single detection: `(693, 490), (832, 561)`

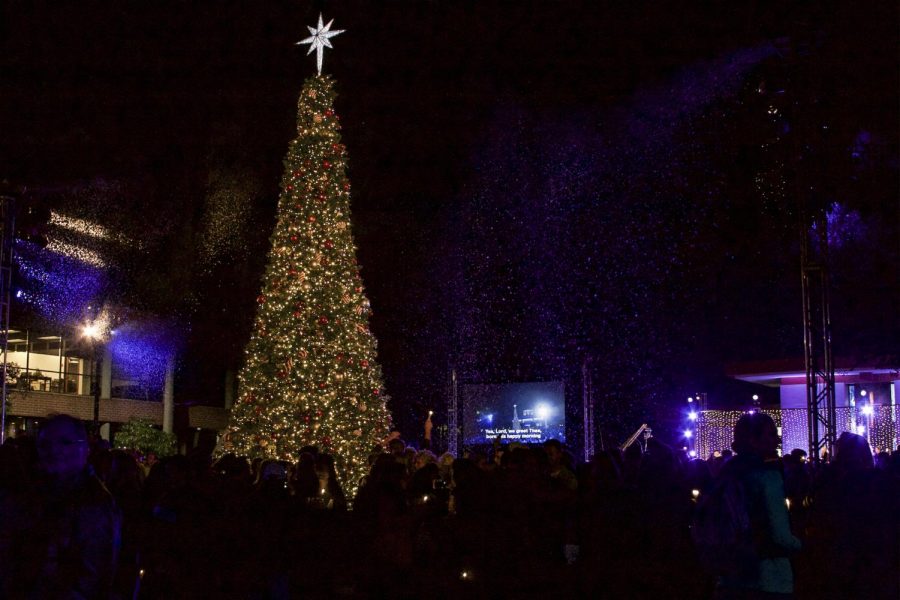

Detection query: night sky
(2, 1), (897, 446)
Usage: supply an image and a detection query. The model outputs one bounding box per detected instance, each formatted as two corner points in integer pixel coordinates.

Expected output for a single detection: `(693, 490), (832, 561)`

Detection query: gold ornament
(314, 114), (323, 123)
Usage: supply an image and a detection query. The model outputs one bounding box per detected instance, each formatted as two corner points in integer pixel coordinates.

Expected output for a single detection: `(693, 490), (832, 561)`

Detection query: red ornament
(293, 311), (302, 318)
(343, 182), (350, 191)
(292, 170), (301, 177)
(316, 410), (323, 417)
(325, 109), (334, 117)
(290, 235), (298, 242)
(324, 240), (333, 249)
(361, 360), (369, 368)
(254, 406), (262, 414)
(304, 416), (310, 422)
(319, 316), (329, 324)
(257, 295), (266, 304)
(323, 436), (331, 445)
(322, 160), (332, 169)
(286, 185), (294, 191)
(331, 143), (340, 152)
(318, 382), (326, 389)
(373, 389), (380, 396)
(308, 215), (316, 223)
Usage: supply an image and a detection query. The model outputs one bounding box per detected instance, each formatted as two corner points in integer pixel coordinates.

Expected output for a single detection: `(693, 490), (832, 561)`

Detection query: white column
(163, 352), (175, 434)
(100, 346), (112, 399)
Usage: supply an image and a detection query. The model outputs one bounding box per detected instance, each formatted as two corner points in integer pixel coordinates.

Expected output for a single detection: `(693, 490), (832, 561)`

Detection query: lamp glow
(861, 404), (874, 416)
(688, 411), (698, 421)
(684, 429), (693, 439)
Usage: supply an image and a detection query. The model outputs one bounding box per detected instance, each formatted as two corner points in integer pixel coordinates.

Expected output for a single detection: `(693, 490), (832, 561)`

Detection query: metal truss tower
(0, 189), (15, 443)
(447, 367), (458, 457)
(800, 199), (837, 461)
(582, 357), (595, 460)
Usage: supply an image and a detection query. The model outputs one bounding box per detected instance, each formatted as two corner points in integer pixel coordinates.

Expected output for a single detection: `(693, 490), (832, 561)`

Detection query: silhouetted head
(834, 432), (873, 471)
(732, 412), (778, 459)
(37, 414), (89, 479)
(543, 439), (564, 465)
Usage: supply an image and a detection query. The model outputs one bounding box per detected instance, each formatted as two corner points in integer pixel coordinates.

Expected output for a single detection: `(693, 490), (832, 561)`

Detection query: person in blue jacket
(717, 412), (802, 599)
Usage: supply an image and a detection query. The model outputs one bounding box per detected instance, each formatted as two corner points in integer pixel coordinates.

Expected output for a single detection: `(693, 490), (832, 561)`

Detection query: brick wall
(188, 405), (229, 430)
(8, 391), (163, 424)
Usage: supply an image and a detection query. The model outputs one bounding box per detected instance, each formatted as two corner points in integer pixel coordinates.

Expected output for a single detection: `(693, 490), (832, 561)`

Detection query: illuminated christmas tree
(223, 68), (392, 494)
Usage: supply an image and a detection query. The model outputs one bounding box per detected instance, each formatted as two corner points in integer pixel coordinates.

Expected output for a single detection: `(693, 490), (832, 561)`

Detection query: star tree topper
(297, 13), (345, 75)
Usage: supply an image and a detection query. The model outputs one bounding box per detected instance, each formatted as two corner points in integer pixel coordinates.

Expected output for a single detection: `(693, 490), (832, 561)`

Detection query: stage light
(856, 425), (866, 435)
(687, 397), (694, 403)
(861, 404), (874, 416)
(692, 489), (700, 498)
(684, 429), (693, 439)
(752, 394), (759, 401)
(689, 450), (697, 458)
(860, 389), (867, 397)
(535, 403), (551, 421)
(688, 411), (698, 421)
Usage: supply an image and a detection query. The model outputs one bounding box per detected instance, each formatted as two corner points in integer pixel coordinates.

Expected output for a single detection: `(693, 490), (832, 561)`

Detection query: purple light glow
(108, 320), (180, 392)
(821, 202), (865, 249)
(14, 239), (107, 324)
